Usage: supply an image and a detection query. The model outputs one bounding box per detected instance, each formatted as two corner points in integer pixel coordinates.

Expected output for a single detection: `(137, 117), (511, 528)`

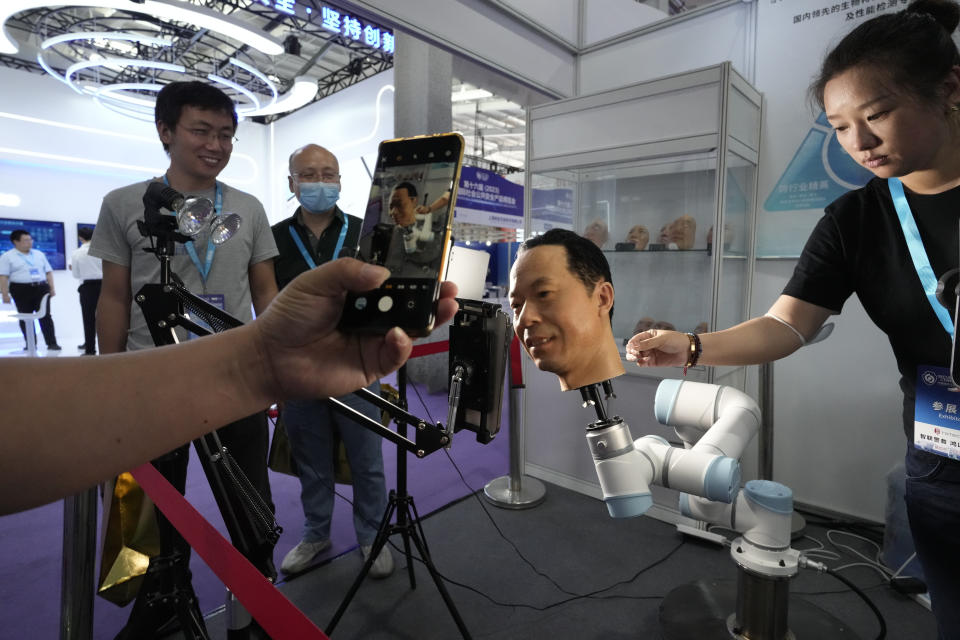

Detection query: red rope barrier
(131, 463), (329, 640)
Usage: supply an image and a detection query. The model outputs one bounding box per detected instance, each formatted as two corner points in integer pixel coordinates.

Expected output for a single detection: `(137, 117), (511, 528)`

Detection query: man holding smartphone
(271, 143), (394, 578)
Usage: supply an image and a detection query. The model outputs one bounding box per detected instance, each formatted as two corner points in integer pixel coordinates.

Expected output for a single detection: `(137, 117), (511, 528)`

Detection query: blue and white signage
(914, 365), (960, 461)
(257, 2), (395, 54)
(764, 111), (873, 212)
(454, 166), (523, 229)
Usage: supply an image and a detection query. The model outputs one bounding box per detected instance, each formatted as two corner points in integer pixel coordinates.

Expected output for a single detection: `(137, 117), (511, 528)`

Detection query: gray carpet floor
(187, 481), (937, 640)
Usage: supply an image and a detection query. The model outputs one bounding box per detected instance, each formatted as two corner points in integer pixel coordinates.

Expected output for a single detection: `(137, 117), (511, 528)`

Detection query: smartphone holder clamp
(324, 365), (472, 639)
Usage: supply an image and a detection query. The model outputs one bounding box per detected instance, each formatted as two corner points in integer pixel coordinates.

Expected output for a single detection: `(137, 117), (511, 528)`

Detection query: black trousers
(9, 281), (57, 347)
(77, 279), (101, 353)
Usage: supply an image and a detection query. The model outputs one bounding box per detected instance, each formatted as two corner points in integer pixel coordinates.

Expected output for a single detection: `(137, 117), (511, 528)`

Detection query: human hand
(625, 329), (690, 367)
(251, 258), (458, 400)
(1, 293), (9, 304)
(415, 205), (430, 214)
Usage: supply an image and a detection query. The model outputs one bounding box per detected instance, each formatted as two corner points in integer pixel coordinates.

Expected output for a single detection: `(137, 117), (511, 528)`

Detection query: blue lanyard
(18, 251), (36, 267)
(162, 175), (222, 281)
(288, 216), (348, 270)
(888, 177), (955, 337)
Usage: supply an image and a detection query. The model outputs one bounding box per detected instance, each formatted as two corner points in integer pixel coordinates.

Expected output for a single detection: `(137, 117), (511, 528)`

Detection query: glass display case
(526, 62), (761, 388)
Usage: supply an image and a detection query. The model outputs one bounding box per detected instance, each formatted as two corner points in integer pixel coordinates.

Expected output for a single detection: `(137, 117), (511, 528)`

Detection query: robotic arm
(585, 379), (799, 577)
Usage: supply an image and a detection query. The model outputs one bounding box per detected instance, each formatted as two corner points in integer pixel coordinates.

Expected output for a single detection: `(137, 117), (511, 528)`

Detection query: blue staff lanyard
(888, 177), (955, 337)
(162, 175), (222, 281)
(18, 251), (36, 267)
(288, 216), (348, 270)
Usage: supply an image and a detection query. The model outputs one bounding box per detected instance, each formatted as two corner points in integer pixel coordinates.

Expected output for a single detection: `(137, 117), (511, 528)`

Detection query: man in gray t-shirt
(92, 179), (277, 350)
(89, 81), (279, 640)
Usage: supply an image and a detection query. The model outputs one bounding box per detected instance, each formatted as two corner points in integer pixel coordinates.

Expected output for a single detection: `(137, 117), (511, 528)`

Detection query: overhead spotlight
(283, 34), (301, 55)
(347, 57), (364, 76)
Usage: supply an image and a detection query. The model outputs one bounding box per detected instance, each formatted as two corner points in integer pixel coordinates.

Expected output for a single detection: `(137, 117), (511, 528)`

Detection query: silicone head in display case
(509, 229), (624, 391)
(633, 316), (655, 334)
(660, 215), (697, 250)
(652, 320), (675, 331)
(582, 218), (609, 249)
(626, 224), (649, 250)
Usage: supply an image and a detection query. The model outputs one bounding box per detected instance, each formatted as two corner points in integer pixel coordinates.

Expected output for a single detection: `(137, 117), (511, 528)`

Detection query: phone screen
(340, 133), (464, 337)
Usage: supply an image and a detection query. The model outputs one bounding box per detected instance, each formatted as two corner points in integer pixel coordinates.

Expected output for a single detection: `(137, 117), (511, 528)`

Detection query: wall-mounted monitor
(77, 222), (96, 248)
(0, 218), (66, 270)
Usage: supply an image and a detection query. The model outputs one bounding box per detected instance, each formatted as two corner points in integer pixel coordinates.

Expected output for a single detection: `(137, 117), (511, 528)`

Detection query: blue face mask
(298, 181), (340, 213)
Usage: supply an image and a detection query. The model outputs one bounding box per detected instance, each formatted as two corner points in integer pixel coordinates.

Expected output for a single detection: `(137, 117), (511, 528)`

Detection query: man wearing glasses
(90, 81), (279, 639)
(270, 143), (394, 578)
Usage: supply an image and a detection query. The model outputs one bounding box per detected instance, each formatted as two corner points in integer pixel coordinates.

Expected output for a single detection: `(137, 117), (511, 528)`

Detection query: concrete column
(393, 31), (452, 136)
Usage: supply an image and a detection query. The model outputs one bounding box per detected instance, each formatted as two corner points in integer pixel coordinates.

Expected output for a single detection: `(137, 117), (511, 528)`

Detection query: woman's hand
(625, 329), (690, 368)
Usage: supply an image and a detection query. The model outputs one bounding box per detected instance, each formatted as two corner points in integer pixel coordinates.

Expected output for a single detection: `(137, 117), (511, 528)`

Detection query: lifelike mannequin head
(509, 229), (624, 391)
(583, 218), (609, 249)
(633, 316), (655, 334)
(626, 225), (649, 250)
(662, 215), (696, 249)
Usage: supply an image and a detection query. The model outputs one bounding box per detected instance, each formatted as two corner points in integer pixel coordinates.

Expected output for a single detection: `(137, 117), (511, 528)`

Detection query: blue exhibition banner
(454, 166), (524, 228)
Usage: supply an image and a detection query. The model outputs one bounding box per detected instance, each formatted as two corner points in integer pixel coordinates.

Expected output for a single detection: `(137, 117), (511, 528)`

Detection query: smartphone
(340, 133), (465, 337)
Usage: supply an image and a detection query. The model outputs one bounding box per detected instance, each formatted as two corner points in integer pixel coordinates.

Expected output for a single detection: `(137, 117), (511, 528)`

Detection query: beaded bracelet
(682, 332), (702, 376)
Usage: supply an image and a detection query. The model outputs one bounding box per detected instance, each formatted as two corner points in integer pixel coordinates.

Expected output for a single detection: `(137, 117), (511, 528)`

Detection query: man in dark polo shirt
(271, 144), (394, 578)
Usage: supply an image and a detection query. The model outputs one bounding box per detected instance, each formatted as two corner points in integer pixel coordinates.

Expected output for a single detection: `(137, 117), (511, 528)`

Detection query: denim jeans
(282, 381), (387, 546)
(904, 445), (960, 640)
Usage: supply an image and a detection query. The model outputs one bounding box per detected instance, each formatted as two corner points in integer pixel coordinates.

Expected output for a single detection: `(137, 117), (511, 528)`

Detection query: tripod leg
(325, 496), (399, 635)
(405, 507), (473, 640)
(395, 494), (418, 589)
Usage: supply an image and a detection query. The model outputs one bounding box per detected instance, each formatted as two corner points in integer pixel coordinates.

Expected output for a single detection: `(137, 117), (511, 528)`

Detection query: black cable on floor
(401, 373), (685, 608)
(823, 567), (887, 640)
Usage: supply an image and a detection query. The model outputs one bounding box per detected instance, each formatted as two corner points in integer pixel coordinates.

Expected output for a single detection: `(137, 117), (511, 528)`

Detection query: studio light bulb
(210, 213), (241, 245)
(176, 197), (214, 236)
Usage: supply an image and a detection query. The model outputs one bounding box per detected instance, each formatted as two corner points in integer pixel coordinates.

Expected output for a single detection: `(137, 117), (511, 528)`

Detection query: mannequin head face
(626, 225), (649, 250)
(389, 183), (418, 227)
(633, 316), (655, 334)
(583, 218), (609, 249)
(509, 229), (624, 391)
(660, 216), (696, 249)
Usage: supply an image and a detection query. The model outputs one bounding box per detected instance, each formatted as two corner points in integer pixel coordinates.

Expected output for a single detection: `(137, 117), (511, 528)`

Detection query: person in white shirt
(69, 227), (102, 355)
(0, 229), (61, 351)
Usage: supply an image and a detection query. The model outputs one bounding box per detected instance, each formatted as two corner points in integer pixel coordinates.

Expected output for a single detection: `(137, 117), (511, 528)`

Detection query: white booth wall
(0, 65), (393, 350)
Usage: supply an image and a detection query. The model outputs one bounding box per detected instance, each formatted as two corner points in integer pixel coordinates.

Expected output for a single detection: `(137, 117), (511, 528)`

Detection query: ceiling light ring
(1, 1), (283, 56)
(206, 73), (261, 112)
(41, 29), (173, 50)
(64, 58), (185, 92)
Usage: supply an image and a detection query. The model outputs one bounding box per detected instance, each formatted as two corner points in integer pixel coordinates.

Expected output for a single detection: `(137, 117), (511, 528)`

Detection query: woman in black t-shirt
(627, 1), (960, 637)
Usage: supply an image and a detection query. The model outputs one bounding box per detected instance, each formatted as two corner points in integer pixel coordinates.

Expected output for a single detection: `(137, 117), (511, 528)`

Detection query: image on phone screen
(340, 133), (464, 337)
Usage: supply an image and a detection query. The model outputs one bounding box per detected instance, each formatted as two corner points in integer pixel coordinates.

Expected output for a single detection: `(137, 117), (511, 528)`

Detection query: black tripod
(116, 189), (281, 640)
(324, 365), (472, 639)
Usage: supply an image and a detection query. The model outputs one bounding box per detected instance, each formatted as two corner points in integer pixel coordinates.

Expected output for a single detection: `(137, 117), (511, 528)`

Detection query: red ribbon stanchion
(131, 463), (329, 640)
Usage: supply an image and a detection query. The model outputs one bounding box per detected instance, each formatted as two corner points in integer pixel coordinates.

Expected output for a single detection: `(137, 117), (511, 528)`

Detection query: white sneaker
(361, 544), (395, 578)
(280, 539), (331, 574)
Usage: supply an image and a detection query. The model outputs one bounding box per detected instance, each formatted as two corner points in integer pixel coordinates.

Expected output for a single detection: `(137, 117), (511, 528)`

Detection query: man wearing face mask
(270, 144), (394, 578)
